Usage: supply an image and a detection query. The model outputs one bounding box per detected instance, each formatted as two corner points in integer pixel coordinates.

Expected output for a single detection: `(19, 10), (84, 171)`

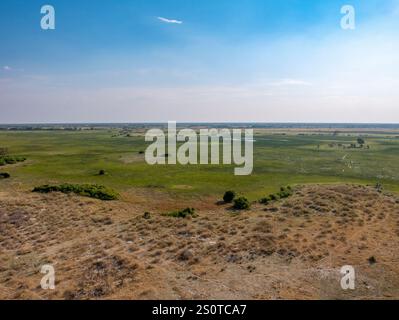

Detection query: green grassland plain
(1, 127), (399, 201)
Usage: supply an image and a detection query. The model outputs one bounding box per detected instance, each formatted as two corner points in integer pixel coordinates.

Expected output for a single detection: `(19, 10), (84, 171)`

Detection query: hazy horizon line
(2, 121), (399, 126)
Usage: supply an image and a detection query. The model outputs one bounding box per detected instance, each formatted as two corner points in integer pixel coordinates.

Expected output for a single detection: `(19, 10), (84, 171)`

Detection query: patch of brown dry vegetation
(1, 184), (399, 299)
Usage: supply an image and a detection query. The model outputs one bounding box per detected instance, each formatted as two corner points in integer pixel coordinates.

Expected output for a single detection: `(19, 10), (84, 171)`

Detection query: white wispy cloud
(268, 78), (312, 86)
(3, 66), (11, 71)
(157, 17), (183, 24)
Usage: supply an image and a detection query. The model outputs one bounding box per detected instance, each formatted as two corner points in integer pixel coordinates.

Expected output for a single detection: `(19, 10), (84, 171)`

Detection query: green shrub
(233, 197), (250, 210)
(15, 156), (26, 162)
(165, 207), (195, 218)
(269, 194), (279, 201)
(0, 155), (26, 166)
(277, 191), (290, 198)
(32, 184), (118, 201)
(260, 186), (293, 204)
(259, 196), (271, 204)
(98, 169), (106, 176)
(223, 190), (236, 203)
(0, 172), (10, 179)
(6, 157), (16, 164)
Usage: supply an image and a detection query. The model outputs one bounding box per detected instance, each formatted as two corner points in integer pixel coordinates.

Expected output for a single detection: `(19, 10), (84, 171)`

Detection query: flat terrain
(1, 128), (399, 198)
(1, 127), (399, 299)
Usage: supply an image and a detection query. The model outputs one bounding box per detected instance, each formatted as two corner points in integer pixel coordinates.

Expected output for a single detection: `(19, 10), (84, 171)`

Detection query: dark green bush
(32, 183), (118, 200)
(0, 172), (10, 179)
(233, 197), (250, 210)
(98, 170), (106, 176)
(165, 207), (195, 218)
(223, 190), (236, 203)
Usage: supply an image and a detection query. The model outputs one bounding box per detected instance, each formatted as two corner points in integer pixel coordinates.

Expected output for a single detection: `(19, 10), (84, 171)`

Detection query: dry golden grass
(1, 184), (399, 299)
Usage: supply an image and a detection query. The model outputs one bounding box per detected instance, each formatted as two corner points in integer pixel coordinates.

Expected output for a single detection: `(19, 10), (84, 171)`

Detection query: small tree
(223, 191), (236, 203)
(357, 138), (365, 146)
(98, 170), (106, 176)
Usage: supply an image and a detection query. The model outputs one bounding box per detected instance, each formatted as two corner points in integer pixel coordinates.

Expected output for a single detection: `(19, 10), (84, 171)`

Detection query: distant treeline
(0, 127), (90, 131)
(2, 123), (399, 131)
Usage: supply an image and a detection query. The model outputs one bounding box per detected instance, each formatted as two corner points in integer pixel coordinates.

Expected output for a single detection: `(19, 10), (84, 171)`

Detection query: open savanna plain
(1, 126), (399, 299)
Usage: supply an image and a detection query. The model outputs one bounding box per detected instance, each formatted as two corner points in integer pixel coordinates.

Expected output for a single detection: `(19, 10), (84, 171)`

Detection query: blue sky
(1, 0), (399, 123)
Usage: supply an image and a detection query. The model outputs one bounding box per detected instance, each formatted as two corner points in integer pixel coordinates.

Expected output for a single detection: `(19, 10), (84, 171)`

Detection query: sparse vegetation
(164, 207), (195, 218)
(32, 184), (119, 200)
(1, 178), (399, 299)
(223, 190), (236, 203)
(368, 256), (377, 265)
(178, 249), (194, 261)
(233, 197), (250, 210)
(143, 212), (151, 219)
